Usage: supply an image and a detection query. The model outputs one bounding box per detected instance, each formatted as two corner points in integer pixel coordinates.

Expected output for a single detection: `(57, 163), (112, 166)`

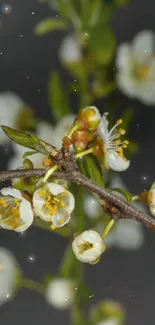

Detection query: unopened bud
(73, 130), (95, 152)
(75, 106), (101, 131)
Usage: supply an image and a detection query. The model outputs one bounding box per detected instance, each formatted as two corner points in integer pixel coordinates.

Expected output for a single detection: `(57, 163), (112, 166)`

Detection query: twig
(0, 169), (154, 230)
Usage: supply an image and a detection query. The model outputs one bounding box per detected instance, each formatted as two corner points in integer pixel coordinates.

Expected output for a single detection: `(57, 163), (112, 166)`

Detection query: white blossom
(116, 30), (155, 105)
(72, 229), (105, 264)
(46, 278), (74, 309)
(0, 187), (34, 232)
(59, 34), (82, 64)
(33, 183), (75, 229)
(97, 113), (130, 172)
(0, 247), (19, 305)
(97, 318), (119, 325)
(0, 92), (24, 144)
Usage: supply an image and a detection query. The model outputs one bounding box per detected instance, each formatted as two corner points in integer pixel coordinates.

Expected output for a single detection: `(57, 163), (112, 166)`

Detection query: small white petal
(82, 106), (101, 122)
(59, 34), (82, 63)
(132, 30), (154, 55)
(72, 230), (104, 263)
(116, 43), (132, 71)
(16, 198), (34, 232)
(98, 113), (109, 144)
(52, 211), (70, 228)
(47, 183), (67, 196)
(46, 278), (74, 309)
(1, 187), (22, 199)
(137, 80), (155, 105)
(33, 190), (46, 219)
(106, 151), (130, 172)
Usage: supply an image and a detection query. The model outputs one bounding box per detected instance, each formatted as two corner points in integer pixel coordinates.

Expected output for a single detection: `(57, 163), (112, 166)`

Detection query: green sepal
(35, 18), (67, 36)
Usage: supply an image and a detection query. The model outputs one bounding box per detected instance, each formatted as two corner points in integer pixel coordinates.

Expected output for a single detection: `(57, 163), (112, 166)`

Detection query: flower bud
(45, 278), (75, 309)
(72, 229), (105, 264)
(75, 106), (101, 132)
(73, 130), (95, 152)
(141, 183), (155, 216)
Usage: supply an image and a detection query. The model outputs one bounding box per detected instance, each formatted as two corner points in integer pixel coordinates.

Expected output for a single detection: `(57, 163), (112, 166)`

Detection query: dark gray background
(0, 0), (155, 324)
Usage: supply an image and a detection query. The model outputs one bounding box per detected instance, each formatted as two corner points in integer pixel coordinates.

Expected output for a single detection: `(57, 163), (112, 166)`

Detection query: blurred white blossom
(72, 229), (105, 264)
(46, 278), (74, 309)
(59, 34), (82, 64)
(33, 183), (75, 229)
(0, 187), (34, 232)
(0, 92), (24, 144)
(116, 30), (155, 105)
(84, 194), (103, 219)
(98, 175), (144, 251)
(0, 247), (19, 305)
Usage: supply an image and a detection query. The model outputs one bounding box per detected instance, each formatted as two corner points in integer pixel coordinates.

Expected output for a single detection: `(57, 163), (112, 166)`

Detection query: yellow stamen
(116, 119), (123, 125)
(78, 242), (94, 254)
(60, 219), (65, 225)
(51, 224), (56, 230)
(119, 128), (126, 135)
(137, 66), (149, 79)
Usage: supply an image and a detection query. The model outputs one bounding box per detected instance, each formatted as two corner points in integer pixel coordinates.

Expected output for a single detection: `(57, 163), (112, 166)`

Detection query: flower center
(38, 188), (69, 229)
(78, 241), (94, 254)
(136, 66), (149, 80)
(0, 196), (23, 229)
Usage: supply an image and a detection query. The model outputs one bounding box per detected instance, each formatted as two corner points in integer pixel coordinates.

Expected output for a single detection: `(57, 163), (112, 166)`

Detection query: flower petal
(47, 183), (67, 196)
(132, 30), (154, 55)
(116, 73), (137, 98)
(106, 151), (130, 172)
(98, 113), (109, 143)
(52, 209), (70, 228)
(116, 43), (131, 72)
(1, 187), (22, 199)
(16, 198), (34, 232)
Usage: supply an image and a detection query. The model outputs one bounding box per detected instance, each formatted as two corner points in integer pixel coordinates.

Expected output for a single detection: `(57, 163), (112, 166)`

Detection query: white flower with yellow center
(72, 230), (105, 264)
(97, 113), (130, 172)
(116, 30), (155, 105)
(33, 183), (75, 229)
(144, 182), (155, 216)
(46, 278), (75, 309)
(0, 247), (19, 305)
(0, 187), (34, 232)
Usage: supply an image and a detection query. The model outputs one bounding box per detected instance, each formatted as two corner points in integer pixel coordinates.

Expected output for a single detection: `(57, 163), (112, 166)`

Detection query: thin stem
(67, 124), (79, 138)
(0, 169), (155, 230)
(23, 278), (45, 295)
(102, 219), (116, 240)
(43, 165), (59, 183)
(75, 147), (94, 159)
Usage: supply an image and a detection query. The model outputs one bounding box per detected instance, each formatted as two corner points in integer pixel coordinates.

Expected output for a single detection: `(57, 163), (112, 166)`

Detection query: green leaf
(78, 154), (104, 187)
(110, 187), (133, 202)
(35, 18), (67, 36)
(1, 126), (58, 156)
(17, 107), (36, 131)
(89, 26), (116, 65)
(48, 71), (70, 120)
(121, 108), (133, 131)
(23, 151), (38, 159)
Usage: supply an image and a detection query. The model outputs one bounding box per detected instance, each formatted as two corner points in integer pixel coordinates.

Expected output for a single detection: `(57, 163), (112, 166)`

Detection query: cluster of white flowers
(0, 183), (75, 232)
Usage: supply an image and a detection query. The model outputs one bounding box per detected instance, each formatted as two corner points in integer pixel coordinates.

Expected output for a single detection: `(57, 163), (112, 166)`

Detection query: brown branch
(0, 168), (155, 230)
